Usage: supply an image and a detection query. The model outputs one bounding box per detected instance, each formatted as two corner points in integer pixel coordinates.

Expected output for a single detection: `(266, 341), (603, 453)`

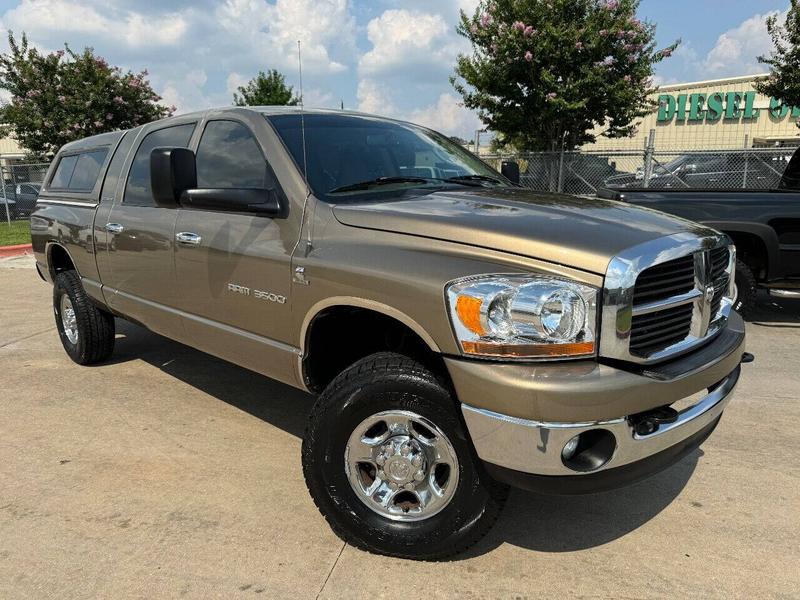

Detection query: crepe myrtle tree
(755, 0), (800, 124)
(0, 31), (175, 160)
(451, 0), (678, 151)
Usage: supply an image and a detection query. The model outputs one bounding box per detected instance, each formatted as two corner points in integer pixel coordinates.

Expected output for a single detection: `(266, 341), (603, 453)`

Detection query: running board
(769, 289), (800, 298)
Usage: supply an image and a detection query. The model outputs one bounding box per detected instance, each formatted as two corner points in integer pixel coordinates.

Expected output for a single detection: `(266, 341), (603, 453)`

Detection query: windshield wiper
(444, 174), (505, 185)
(328, 176), (429, 194)
(328, 174), (502, 194)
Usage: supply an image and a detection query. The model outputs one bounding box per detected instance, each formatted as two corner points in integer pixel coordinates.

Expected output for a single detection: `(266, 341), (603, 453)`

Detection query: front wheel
(302, 352), (506, 560)
(732, 259), (757, 319)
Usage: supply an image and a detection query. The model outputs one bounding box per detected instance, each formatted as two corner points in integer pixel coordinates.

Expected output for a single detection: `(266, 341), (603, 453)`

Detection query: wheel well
(302, 306), (448, 393)
(48, 244), (76, 279)
(725, 231), (768, 280)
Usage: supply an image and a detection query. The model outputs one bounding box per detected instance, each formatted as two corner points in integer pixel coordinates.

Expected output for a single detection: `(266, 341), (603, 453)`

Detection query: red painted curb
(0, 243), (33, 258)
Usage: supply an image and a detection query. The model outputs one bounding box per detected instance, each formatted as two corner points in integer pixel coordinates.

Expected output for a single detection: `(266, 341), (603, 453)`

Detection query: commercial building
(588, 73), (800, 150)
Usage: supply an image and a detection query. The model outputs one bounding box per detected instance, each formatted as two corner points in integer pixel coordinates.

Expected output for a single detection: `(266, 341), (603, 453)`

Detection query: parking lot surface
(1, 255), (798, 599)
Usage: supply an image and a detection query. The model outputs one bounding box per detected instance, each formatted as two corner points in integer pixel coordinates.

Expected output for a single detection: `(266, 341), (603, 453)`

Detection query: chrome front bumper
(462, 365), (740, 477)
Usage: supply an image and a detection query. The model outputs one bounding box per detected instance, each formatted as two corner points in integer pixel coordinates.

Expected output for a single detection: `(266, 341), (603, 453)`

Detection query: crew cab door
(173, 116), (300, 385)
(99, 120), (198, 341)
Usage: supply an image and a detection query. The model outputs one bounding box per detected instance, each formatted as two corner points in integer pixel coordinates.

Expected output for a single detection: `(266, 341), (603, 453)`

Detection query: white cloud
(702, 10), (784, 77)
(359, 9), (463, 77)
(215, 0), (356, 75)
(1, 0), (188, 48)
(407, 93), (481, 137)
(226, 72), (248, 95)
(357, 79), (396, 114)
(356, 7), (480, 136)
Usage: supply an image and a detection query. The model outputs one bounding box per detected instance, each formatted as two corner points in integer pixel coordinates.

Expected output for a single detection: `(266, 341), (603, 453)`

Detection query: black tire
(53, 270), (115, 364)
(733, 259), (757, 319)
(302, 352), (507, 560)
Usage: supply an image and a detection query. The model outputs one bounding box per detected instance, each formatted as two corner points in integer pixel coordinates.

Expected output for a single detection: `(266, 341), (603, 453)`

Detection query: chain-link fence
(483, 135), (797, 196)
(1, 163), (50, 225)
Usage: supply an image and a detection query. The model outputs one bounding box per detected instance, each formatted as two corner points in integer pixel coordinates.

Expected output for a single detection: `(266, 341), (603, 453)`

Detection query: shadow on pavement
(466, 452), (699, 555)
(110, 320), (314, 439)
(107, 319), (701, 556)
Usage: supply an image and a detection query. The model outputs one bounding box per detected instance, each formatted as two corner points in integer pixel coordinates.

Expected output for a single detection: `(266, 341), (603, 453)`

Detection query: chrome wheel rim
(345, 410), (459, 522)
(60, 295), (78, 345)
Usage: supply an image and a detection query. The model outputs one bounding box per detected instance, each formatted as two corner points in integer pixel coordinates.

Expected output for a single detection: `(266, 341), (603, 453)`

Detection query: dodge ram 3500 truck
(31, 107), (749, 560)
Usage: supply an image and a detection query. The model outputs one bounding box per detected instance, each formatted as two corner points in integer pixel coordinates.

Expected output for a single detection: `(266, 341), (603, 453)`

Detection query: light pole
(474, 128), (486, 155)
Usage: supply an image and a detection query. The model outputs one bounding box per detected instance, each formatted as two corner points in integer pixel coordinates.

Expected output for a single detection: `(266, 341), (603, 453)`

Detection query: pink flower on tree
(524, 26), (536, 36)
(513, 21), (525, 31)
(524, 51), (533, 62)
(480, 13), (492, 27)
(575, 41), (583, 50)
(605, 0), (620, 9)
(546, 92), (557, 101)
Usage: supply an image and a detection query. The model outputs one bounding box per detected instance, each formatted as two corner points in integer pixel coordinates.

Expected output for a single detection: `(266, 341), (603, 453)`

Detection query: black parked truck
(598, 148), (800, 317)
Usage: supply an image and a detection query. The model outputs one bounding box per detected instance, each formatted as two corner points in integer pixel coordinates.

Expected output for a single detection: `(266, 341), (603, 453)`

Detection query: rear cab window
(49, 147), (110, 192)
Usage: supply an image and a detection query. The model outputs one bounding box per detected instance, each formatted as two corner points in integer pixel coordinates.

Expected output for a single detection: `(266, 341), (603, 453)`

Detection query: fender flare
(45, 241), (81, 281)
(299, 296), (442, 356)
(700, 220), (779, 276)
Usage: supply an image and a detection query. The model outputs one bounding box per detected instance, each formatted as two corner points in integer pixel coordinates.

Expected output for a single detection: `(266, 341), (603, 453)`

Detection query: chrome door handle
(176, 232), (202, 246)
(105, 223), (124, 234)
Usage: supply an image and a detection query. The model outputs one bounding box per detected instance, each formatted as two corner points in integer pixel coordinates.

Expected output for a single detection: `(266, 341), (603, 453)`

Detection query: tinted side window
(50, 155), (79, 189)
(124, 123), (196, 206)
(196, 121), (267, 188)
(69, 148), (109, 190)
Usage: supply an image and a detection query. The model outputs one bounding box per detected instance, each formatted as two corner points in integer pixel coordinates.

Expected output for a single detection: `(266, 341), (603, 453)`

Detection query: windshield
(266, 113), (508, 203)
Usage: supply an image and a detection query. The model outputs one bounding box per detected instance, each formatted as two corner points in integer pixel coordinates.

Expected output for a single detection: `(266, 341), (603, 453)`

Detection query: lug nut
(404, 483), (415, 491)
(414, 470), (425, 481)
(411, 455), (422, 466)
(388, 482), (398, 490)
(400, 444), (411, 456)
(376, 455), (386, 466)
(377, 469), (385, 479)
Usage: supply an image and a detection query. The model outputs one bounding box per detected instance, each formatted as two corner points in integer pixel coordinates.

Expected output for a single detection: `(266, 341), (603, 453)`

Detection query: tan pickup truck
(31, 107), (749, 559)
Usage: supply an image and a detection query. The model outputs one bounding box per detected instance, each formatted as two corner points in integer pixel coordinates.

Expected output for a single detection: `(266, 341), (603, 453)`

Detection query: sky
(0, 0), (791, 139)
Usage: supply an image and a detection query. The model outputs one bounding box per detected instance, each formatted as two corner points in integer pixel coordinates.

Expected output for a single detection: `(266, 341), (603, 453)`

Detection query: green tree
(232, 69), (299, 106)
(0, 32), (174, 159)
(451, 0), (678, 151)
(755, 1), (800, 124)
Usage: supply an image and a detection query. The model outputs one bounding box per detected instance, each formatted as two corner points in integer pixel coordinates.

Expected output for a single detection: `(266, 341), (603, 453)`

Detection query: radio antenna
(297, 40), (309, 194)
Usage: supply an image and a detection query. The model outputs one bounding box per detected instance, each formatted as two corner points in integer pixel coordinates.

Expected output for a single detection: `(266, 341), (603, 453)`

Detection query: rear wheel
(54, 270), (115, 364)
(733, 259), (757, 319)
(302, 352), (506, 560)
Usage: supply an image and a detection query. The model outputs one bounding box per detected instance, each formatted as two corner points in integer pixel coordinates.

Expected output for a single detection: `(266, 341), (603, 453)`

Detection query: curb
(0, 243), (33, 258)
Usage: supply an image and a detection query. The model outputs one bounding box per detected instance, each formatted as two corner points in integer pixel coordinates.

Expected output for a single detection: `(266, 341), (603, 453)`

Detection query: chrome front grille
(601, 232), (735, 364)
(630, 303), (694, 357)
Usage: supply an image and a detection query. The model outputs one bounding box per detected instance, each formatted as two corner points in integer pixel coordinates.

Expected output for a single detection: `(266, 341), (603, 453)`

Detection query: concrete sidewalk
(1, 258), (798, 599)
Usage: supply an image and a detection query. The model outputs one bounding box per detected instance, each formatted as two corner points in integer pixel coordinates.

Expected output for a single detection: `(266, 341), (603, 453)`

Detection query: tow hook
(629, 406), (680, 437)
(741, 352), (755, 364)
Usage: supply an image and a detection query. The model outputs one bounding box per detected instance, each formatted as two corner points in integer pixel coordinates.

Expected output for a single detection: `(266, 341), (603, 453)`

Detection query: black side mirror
(501, 160), (520, 184)
(150, 147), (197, 208)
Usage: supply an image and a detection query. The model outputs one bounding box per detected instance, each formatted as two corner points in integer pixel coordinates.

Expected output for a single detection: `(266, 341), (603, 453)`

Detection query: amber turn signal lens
(455, 295), (486, 336)
(461, 340), (595, 358)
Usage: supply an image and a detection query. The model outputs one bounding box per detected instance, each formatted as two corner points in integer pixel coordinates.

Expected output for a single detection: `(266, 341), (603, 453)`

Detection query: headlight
(446, 275), (598, 359)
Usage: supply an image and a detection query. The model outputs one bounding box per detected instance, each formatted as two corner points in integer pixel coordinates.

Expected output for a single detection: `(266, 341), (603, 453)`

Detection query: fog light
(562, 436), (580, 460)
(560, 429), (617, 472)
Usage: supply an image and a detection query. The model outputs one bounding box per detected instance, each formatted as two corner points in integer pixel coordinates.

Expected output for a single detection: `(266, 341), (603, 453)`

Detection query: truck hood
(332, 188), (709, 275)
